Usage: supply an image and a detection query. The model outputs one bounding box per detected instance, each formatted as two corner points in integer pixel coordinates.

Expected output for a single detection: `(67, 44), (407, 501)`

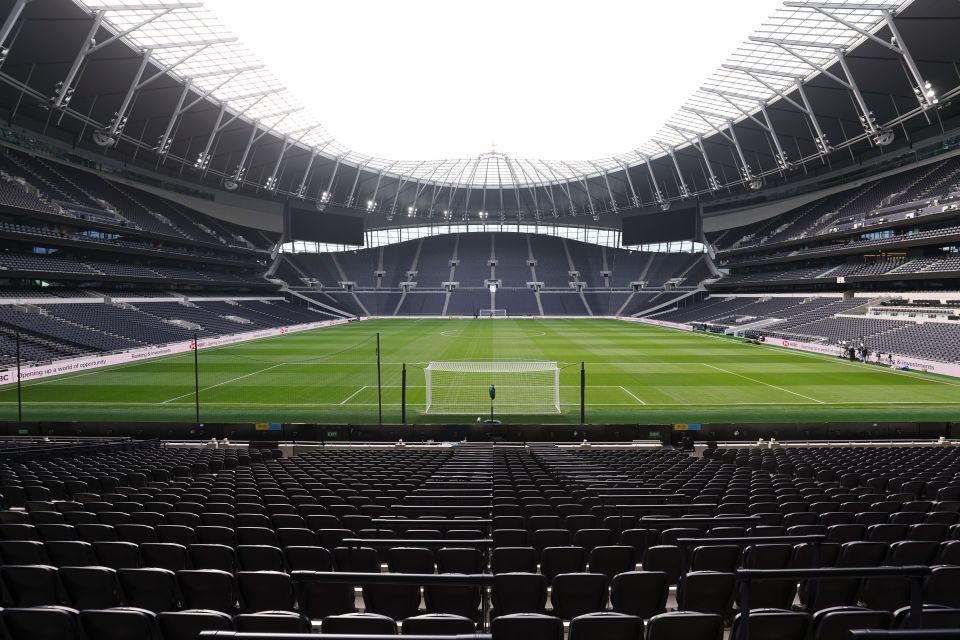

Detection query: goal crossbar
(424, 361), (561, 414)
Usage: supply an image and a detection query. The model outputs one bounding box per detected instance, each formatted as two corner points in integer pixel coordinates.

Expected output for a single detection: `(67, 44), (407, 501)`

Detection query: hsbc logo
(0, 373), (10, 383)
(189, 342), (197, 350)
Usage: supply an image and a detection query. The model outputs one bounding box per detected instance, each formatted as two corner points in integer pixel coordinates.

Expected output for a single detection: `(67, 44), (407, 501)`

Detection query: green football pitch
(1, 318), (959, 424)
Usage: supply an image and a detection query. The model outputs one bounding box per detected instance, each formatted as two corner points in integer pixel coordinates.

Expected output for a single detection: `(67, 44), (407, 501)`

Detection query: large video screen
(287, 206), (364, 246)
(621, 205), (699, 245)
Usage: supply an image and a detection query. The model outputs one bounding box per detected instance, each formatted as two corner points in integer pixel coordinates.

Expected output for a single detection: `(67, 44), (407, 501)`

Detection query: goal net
(424, 361), (560, 414)
(479, 309), (508, 318)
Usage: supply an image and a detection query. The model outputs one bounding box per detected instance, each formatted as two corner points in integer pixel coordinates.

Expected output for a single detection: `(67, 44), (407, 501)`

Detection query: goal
(424, 361), (561, 414)
(479, 309), (508, 318)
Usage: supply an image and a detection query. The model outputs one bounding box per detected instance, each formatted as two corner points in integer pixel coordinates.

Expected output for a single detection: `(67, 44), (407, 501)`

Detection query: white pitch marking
(618, 385), (646, 405)
(339, 386), (368, 405)
(160, 363), (285, 404)
(702, 362), (825, 404)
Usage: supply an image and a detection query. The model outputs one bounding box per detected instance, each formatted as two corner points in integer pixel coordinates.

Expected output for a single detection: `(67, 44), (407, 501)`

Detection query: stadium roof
(0, 0), (957, 221)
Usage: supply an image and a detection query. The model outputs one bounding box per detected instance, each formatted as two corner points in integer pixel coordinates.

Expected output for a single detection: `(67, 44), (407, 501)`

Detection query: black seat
(118, 567), (180, 613)
(490, 613), (563, 640)
(0, 606), (81, 640)
(2, 564), (60, 606)
(320, 612), (397, 634)
(610, 571), (669, 618)
(188, 543), (236, 572)
(811, 606), (891, 640)
(237, 545), (284, 571)
(78, 607), (157, 640)
(401, 613), (475, 635)
(677, 571), (735, 617)
(568, 611), (644, 640)
(436, 547), (482, 573)
(285, 545), (332, 571)
(643, 545), (682, 585)
(925, 565), (960, 607)
(425, 572), (481, 620)
(492, 547), (537, 573)
(540, 546), (585, 582)
(177, 569), (237, 614)
(234, 610), (309, 633)
(492, 572), (548, 616)
(140, 543), (188, 571)
(93, 541), (141, 569)
(646, 611), (723, 640)
(294, 573), (356, 619)
(550, 572), (608, 620)
(731, 608), (811, 640)
(893, 604), (960, 629)
(237, 570), (296, 613)
(59, 566), (120, 609)
(44, 540), (94, 566)
(690, 545), (740, 572)
(0, 540), (45, 564)
(157, 609), (234, 640)
(589, 545), (636, 580)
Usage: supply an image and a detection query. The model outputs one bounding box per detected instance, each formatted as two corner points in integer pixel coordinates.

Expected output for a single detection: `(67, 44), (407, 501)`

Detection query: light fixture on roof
(914, 81), (938, 107)
(320, 191), (331, 203)
(442, 209), (451, 220)
(659, 201), (671, 212)
(224, 166), (245, 191)
(407, 206), (416, 218)
(194, 153), (210, 170)
(366, 199), (377, 212)
(478, 211), (488, 220)
(873, 129), (895, 147)
(92, 130), (116, 147)
(815, 135), (831, 156)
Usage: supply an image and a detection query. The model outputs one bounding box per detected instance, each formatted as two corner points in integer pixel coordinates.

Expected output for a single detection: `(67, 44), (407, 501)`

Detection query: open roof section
(0, 0), (956, 221)
(67, 0), (914, 187)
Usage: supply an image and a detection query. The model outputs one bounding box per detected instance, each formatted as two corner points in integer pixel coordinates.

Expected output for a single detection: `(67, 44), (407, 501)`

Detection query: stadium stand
(0, 439), (956, 638)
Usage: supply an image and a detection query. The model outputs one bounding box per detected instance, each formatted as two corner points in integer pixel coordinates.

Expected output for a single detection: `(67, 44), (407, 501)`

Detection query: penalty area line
(618, 386), (646, 405)
(702, 363), (825, 404)
(339, 386), (368, 405)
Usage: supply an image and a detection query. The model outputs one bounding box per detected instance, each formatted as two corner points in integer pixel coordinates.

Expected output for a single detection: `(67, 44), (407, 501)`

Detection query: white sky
(203, 0), (782, 162)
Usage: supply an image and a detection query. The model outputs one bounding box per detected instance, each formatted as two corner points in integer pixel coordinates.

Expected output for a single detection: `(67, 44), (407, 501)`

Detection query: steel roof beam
(0, 0), (35, 66)
(784, 2), (937, 110)
(750, 36), (879, 139)
(702, 88), (790, 170)
(53, 4), (205, 109)
(266, 125), (317, 191)
(667, 126), (720, 191)
(653, 141), (691, 198)
(640, 154), (666, 207)
(722, 65), (831, 154)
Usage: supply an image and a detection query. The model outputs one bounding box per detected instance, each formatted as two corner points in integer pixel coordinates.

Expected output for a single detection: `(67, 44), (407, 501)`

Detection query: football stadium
(0, 0), (959, 638)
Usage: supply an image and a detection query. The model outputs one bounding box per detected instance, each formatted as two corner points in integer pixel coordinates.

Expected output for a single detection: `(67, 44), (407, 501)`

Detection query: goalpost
(424, 361), (560, 414)
(479, 309), (508, 318)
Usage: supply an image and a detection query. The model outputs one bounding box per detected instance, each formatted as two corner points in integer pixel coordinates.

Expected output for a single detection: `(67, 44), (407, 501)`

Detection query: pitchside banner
(0, 318), (352, 386)
(621, 317), (960, 379)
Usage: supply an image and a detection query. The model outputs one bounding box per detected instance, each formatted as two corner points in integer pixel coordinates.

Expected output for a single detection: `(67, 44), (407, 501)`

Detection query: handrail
(341, 538), (493, 548)
(291, 571), (494, 585)
(372, 518), (492, 527)
(675, 534), (825, 546)
(638, 515), (761, 527)
(201, 634), (491, 640)
(850, 632), (960, 640)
